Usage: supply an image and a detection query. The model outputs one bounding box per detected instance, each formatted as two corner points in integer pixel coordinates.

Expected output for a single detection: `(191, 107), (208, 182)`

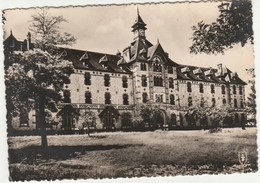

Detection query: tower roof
(131, 8), (147, 32)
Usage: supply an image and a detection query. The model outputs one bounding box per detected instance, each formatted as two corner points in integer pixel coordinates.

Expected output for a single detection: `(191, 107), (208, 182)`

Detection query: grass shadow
(9, 144), (132, 165)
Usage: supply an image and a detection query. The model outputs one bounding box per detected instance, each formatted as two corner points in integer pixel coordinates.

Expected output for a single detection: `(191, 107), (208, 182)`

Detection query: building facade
(4, 10), (247, 131)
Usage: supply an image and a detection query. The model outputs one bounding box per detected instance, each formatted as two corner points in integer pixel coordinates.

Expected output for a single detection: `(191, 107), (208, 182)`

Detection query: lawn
(8, 128), (258, 181)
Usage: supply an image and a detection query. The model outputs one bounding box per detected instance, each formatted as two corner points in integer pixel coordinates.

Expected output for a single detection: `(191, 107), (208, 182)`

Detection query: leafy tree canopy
(190, 0), (253, 54)
(6, 49), (74, 114)
(29, 8), (76, 50)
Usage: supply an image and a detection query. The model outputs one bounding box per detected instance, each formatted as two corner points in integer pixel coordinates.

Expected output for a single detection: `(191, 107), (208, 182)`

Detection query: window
(141, 63), (147, 71)
(141, 75), (147, 87)
(104, 74), (110, 87)
(187, 82), (192, 92)
(121, 113), (131, 127)
(155, 94), (164, 103)
(154, 76), (163, 87)
(234, 99), (237, 108)
(105, 92), (111, 104)
(142, 92), (148, 103)
(153, 63), (162, 72)
(221, 85), (225, 95)
(64, 90), (71, 103)
(212, 98), (216, 107)
(85, 91), (92, 104)
(64, 74), (70, 84)
(188, 97), (192, 107)
(123, 94), (129, 105)
(170, 94), (175, 105)
(168, 66), (173, 74)
(211, 84), (215, 94)
(122, 76), (128, 88)
(222, 98), (227, 105)
(233, 85), (237, 94)
(239, 86), (243, 95)
(84, 72), (91, 85)
(199, 83), (204, 93)
(240, 100), (244, 108)
(169, 77), (174, 89)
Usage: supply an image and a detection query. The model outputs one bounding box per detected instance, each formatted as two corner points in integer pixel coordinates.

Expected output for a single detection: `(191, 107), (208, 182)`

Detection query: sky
(2, 1), (255, 97)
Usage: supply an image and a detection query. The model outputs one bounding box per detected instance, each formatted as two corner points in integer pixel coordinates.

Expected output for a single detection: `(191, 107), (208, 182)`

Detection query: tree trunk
(38, 92), (48, 149)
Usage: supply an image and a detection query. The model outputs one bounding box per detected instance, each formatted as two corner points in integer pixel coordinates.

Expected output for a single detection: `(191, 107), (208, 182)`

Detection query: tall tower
(131, 8), (147, 40)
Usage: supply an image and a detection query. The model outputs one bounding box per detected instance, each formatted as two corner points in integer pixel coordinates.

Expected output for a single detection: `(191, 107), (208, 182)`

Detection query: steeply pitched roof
(176, 64), (246, 85)
(58, 47), (131, 74)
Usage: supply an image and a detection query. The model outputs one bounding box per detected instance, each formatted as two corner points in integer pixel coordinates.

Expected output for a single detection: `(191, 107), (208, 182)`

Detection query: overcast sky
(3, 1), (255, 96)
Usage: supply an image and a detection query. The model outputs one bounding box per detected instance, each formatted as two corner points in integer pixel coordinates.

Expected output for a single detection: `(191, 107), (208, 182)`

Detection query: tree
(5, 8), (76, 149)
(246, 68), (256, 125)
(77, 111), (96, 136)
(6, 50), (74, 148)
(190, 0), (253, 54)
(135, 101), (162, 129)
(29, 8), (76, 51)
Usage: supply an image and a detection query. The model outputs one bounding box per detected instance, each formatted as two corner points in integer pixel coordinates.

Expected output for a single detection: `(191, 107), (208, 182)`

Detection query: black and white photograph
(1, 0), (259, 182)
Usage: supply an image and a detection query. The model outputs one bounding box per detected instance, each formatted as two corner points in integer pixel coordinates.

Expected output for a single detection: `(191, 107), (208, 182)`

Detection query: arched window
(211, 84), (215, 94)
(212, 98), (216, 107)
(233, 85), (237, 94)
(187, 82), (192, 92)
(123, 94), (129, 105)
(170, 94), (175, 105)
(141, 63), (147, 71)
(105, 92), (111, 104)
(85, 91), (92, 104)
(142, 75), (147, 87)
(122, 76), (128, 88)
(121, 113), (132, 127)
(64, 90), (71, 103)
(234, 99), (238, 108)
(222, 98), (227, 105)
(188, 97), (192, 107)
(239, 86), (243, 95)
(84, 72), (91, 85)
(169, 77), (174, 89)
(142, 92), (148, 103)
(221, 85), (225, 94)
(199, 83), (204, 93)
(153, 63), (162, 72)
(104, 74), (110, 87)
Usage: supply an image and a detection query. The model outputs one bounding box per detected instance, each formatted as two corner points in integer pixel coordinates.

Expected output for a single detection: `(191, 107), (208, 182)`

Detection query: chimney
(217, 63), (223, 74)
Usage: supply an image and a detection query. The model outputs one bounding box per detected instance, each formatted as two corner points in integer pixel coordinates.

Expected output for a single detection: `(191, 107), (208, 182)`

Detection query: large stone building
(4, 10), (247, 131)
